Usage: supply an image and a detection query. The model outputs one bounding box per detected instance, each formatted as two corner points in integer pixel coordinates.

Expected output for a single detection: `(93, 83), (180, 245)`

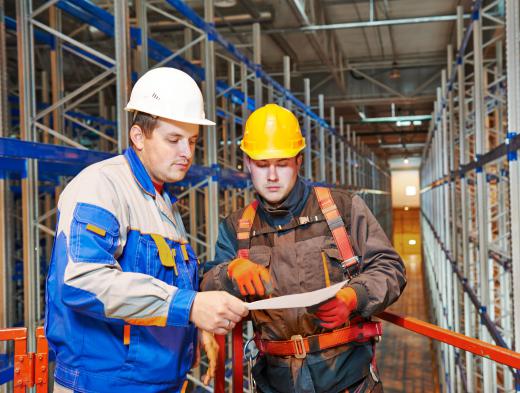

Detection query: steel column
(331, 107), (336, 184)
(319, 94), (326, 182)
(16, 0), (38, 351)
(204, 0), (219, 260)
(340, 117), (345, 185)
(304, 78), (312, 179)
(506, 0), (520, 360)
(253, 22), (262, 107)
(115, 0), (130, 152)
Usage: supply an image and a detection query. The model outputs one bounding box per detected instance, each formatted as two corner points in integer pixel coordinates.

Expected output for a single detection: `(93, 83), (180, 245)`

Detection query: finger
(317, 301), (337, 312)
(251, 273), (265, 296)
(225, 321), (236, 331)
(259, 268), (271, 285)
(214, 327), (229, 335)
(243, 279), (256, 296)
(232, 278), (247, 296)
(316, 313), (338, 322)
(224, 294), (249, 316)
(315, 308), (337, 318)
(202, 373), (210, 385)
(235, 280), (248, 297)
(260, 272), (273, 295)
(220, 310), (242, 324)
(320, 321), (339, 329)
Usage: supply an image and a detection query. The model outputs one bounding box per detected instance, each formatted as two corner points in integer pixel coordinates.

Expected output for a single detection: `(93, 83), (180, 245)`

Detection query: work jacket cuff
(167, 288), (197, 327)
(349, 282), (368, 315)
(220, 264), (240, 295)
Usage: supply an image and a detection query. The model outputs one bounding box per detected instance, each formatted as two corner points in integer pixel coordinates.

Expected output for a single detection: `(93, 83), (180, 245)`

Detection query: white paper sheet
(246, 280), (348, 310)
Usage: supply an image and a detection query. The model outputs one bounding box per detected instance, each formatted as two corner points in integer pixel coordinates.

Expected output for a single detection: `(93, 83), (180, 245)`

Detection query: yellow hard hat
(240, 104), (305, 160)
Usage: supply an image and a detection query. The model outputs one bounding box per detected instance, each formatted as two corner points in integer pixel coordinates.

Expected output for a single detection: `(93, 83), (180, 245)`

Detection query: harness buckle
(291, 335), (307, 359)
(341, 256), (361, 279)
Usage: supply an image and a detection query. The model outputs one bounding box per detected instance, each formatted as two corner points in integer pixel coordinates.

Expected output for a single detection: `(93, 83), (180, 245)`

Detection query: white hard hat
(125, 67), (215, 126)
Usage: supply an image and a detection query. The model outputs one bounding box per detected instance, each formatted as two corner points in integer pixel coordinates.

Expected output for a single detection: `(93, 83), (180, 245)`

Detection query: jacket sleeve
(347, 195), (407, 317)
(200, 219), (237, 293)
(58, 171), (195, 328)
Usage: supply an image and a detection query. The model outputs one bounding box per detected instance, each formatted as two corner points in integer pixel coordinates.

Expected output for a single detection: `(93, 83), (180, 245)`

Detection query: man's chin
(165, 170), (188, 184)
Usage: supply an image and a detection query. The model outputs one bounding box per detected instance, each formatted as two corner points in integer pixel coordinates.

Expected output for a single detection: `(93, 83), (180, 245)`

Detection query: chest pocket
(321, 245), (349, 285)
(69, 203), (120, 264)
(247, 245), (271, 268)
(133, 234), (179, 286)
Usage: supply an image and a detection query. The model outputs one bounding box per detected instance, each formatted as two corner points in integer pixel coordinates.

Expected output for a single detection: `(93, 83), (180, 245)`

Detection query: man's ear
(296, 154), (303, 169)
(244, 156), (251, 173)
(129, 125), (145, 150)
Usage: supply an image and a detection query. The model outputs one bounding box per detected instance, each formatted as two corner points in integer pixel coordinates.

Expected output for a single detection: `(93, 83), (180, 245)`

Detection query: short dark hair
(129, 112), (159, 146)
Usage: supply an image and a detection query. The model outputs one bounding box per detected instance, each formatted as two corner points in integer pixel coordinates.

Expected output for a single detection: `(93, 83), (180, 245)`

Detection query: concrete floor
(376, 208), (440, 392)
(377, 254), (439, 392)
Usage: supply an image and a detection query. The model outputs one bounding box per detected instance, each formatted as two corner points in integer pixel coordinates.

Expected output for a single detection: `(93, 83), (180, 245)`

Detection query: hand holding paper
(246, 280), (348, 310)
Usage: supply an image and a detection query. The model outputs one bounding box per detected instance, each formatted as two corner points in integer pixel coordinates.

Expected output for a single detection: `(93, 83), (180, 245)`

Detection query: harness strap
(236, 200), (259, 259)
(254, 321), (382, 358)
(250, 214), (325, 237)
(313, 187), (361, 279)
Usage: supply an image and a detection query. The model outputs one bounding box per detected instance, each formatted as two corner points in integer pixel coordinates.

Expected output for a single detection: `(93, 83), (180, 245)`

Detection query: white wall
(391, 169), (420, 207)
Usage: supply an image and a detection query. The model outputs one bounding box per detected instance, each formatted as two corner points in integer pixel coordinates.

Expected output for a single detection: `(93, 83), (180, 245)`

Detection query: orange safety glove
(227, 258), (272, 297)
(314, 287), (358, 329)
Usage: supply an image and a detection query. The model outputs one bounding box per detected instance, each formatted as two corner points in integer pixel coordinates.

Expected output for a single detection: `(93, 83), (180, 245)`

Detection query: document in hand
(246, 280), (348, 310)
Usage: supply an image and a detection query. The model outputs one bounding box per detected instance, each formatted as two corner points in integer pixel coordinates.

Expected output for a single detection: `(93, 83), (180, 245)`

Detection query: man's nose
(267, 165), (278, 182)
(178, 140), (192, 160)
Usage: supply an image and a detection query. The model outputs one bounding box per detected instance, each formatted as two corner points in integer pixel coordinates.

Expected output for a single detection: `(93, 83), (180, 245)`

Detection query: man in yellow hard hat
(202, 104), (406, 392)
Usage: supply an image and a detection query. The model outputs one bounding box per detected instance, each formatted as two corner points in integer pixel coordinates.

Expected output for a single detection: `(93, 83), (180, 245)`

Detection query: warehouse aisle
(377, 208), (439, 393)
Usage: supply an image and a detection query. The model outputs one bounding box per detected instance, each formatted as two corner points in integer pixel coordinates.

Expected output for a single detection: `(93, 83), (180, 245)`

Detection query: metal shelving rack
(0, 0), (392, 391)
(421, 0), (520, 392)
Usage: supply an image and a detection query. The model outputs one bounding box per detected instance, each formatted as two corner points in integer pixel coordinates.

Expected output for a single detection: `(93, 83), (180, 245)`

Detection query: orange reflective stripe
(123, 325), (131, 345)
(125, 316), (167, 327)
(180, 380), (189, 393)
(313, 187), (356, 262)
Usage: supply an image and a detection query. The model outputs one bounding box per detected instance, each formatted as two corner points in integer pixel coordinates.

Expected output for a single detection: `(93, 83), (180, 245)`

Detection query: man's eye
(169, 139), (179, 144)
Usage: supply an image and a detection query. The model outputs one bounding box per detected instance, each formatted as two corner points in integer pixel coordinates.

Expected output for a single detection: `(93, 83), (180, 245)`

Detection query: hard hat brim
(125, 106), (216, 126)
(240, 145), (305, 161)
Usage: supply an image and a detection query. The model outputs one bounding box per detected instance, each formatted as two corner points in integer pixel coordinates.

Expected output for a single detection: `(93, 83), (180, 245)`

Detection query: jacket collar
(124, 148), (157, 198)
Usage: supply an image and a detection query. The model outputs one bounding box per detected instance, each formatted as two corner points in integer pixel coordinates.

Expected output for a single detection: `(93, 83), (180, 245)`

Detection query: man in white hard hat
(45, 67), (248, 393)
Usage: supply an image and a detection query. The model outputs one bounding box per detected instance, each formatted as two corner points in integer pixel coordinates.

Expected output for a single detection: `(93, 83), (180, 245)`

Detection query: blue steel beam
(0, 138), (250, 188)
(54, 0), (255, 110)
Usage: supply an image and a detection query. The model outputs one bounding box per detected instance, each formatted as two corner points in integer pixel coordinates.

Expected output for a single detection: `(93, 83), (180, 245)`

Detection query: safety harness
(236, 187), (382, 358)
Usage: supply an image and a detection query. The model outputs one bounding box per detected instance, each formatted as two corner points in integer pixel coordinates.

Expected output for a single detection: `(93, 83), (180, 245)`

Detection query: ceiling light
(404, 158), (409, 164)
(215, 0), (237, 7)
(408, 239), (417, 246)
(413, 120), (422, 126)
(404, 206), (409, 211)
(389, 62), (400, 79)
(396, 120), (411, 127)
(405, 186), (417, 196)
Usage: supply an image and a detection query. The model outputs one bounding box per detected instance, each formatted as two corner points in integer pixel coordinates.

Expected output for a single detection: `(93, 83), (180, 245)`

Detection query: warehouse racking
(0, 0), (391, 389)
